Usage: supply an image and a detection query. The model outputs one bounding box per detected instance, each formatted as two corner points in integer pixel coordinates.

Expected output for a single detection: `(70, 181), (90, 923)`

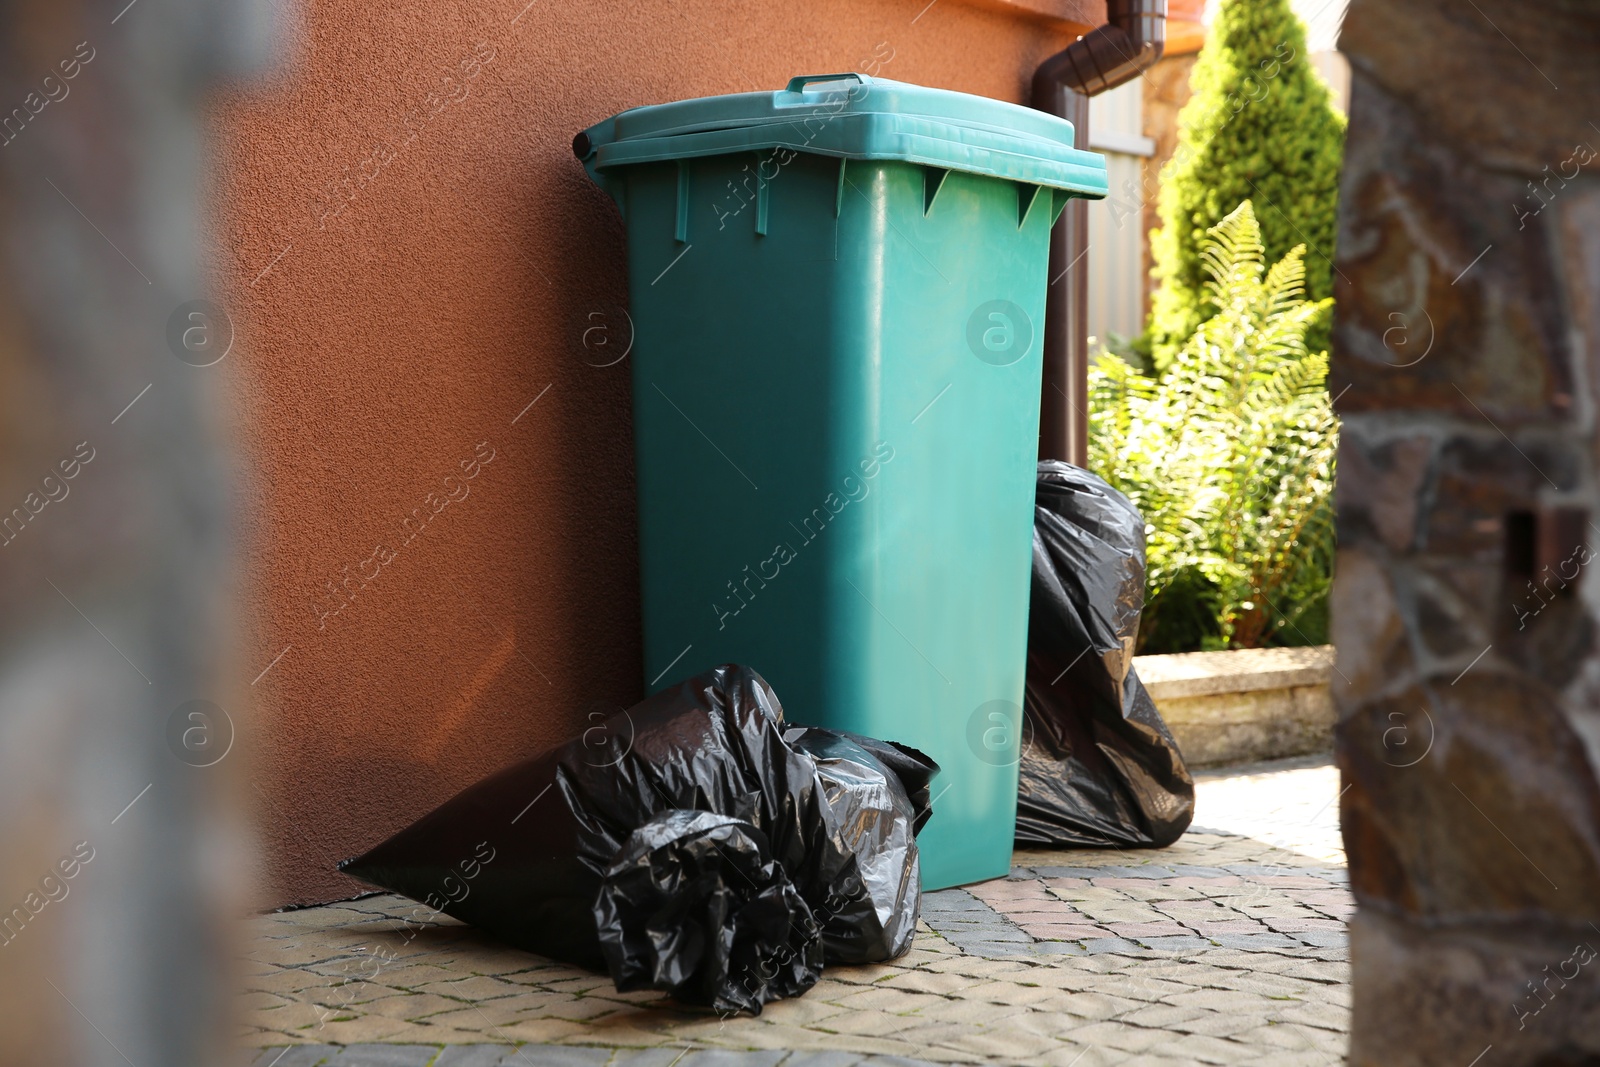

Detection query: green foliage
(1147, 0), (1345, 370)
(1092, 202), (1337, 652)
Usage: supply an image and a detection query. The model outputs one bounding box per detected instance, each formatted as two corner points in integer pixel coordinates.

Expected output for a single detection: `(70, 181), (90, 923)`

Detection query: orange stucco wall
(217, 0), (1100, 906)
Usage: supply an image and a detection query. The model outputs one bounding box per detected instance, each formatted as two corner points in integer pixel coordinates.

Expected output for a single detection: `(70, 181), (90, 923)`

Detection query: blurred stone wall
(1332, 0), (1600, 1061)
(0, 0), (275, 1063)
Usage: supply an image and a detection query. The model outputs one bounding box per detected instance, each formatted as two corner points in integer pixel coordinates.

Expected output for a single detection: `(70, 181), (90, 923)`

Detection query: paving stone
(432, 1048), (514, 1067)
(780, 1052), (868, 1067)
(1095, 866), (1177, 879)
(1134, 936), (1214, 953)
(1206, 933), (1306, 951)
(1031, 942), (1088, 956)
(1113, 1003), (1209, 1028)
(326, 1045), (440, 1066)
(317, 1015), (421, 1044)
(1261, 916), (1343, 933)
(611, 1051), (710, 1067)
(1167, 1011), (1278, 1039)
(1166, 988), (1277, 1013)
(930, 1027), (1060, 1060)
(1081, 938), (1145, 955)
(1201, 970), (1319, 999)
(1202, 920), (1282, 938)
(418, 976), (529, 1001)
(1143, 1035), (1255, 1064)
(680, 1051), (788, 1067)
(951, 941), (1039, 957)
(1232, 1021), (1326, 1051)
(1178, 877), (1246, 890)
(1034, 1047), (1116, 1067)
(1270, 998), (1352, 1032)
(1237, 1051), (1337, 1067)
(920, 891), (988, 912)
(1291, 930), (1349, 948)
(1028, 867), (1104, 879)
(822, 1008), (931, 1037)
(252, 1049), (342, 1067)
(1017, 924), (1105, 940)
(936, 920), (1031, 937)
(943, 926), (1034, 944)
(1060, 1021), (1171, 1053)
(1104, 922), (1190, 939)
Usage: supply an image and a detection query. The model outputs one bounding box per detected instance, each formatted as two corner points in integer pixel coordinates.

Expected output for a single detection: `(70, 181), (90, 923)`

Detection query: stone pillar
(1333, 1), (1600, 1062)
(0, 0), (275, 1063)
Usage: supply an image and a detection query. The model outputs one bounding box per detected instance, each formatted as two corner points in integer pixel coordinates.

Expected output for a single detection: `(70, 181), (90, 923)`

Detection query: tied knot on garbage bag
(339, 664), (938, 1013)
(597, 811), (821, 1014)
(1017, 461), (1196, 848)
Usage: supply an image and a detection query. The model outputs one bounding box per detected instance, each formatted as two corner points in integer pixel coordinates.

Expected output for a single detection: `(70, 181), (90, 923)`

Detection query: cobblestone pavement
(243, 756), (1348, 1066)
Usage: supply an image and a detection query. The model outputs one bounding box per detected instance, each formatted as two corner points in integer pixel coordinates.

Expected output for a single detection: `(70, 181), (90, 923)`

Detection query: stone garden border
(1135, 645), (1336, 767)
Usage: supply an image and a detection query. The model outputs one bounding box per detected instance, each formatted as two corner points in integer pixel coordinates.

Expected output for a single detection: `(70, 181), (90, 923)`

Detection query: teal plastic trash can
(576, 73), (1107, 889)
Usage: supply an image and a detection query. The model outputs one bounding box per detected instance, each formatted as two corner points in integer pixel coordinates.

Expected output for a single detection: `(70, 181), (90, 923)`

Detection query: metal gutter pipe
(1032, 0), (1166, 464)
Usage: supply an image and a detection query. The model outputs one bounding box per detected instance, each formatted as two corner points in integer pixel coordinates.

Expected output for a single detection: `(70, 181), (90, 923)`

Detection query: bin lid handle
(783, 73), (867, 95)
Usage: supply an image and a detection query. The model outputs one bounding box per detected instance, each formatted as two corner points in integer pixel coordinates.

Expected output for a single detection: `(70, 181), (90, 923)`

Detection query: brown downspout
(1033, 0), (1166, 465)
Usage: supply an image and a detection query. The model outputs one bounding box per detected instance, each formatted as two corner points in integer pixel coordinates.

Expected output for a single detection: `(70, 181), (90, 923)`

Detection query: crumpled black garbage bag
(595, 810), (822, 1013)
(338, 664), (937, 1013)
(1015, 461), (1195, 848)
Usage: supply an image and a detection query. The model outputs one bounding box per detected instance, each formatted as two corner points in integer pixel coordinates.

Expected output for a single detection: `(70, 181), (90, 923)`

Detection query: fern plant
(1091, 201), (1337, 651)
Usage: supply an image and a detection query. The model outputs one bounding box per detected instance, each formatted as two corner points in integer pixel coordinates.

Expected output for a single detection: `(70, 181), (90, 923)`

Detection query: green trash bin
(576, 73), (1107, 890)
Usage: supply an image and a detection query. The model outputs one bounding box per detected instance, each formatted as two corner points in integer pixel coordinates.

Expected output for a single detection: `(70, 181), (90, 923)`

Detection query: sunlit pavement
(244, 755), (1348, 1067)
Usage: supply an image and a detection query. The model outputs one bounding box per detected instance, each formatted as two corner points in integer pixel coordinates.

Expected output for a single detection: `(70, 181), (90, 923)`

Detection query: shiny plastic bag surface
(339, 664), (935, 1012)
(595, 810), (822, 1013)
(785, 727), (936, 963)
(1015, 461), (1195, 848)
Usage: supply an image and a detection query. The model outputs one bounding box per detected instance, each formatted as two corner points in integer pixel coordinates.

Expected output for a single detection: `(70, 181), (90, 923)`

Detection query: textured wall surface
(1332, 0), (1600, 1061)
(215, 0), (1102, 906)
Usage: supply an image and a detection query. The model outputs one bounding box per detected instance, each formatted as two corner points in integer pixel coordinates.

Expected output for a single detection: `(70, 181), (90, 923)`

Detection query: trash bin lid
(575, 73), (1107, 199)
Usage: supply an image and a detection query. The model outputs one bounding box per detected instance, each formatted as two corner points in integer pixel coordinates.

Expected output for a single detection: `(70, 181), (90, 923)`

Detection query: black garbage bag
(338, 664), (937, 1012)
(1015, 461), (1195, 848)
(595, 810), (821, 1013)
(784, 726), (937, 962)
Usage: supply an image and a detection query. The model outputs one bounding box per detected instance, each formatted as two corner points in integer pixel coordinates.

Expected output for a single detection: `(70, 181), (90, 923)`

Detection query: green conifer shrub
(1146, 0), (1345, 369)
